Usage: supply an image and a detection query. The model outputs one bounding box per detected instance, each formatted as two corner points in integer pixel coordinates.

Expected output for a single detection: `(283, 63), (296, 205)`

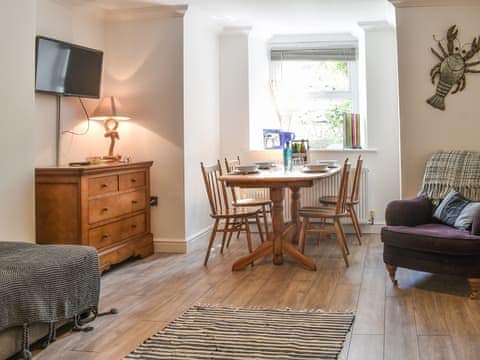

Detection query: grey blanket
(420, 151), (480, 204)
(0, 242), (100, 332)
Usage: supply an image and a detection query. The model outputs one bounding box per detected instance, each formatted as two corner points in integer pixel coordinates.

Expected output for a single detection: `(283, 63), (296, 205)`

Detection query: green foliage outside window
(325, 99), (352, 129)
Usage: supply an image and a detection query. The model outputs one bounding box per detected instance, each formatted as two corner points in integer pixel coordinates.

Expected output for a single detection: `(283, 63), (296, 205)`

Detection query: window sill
(309, 148), (378, 153)
(249, 147), (378, 153)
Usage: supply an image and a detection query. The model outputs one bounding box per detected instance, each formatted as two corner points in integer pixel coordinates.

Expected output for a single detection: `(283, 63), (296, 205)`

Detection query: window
(269, 41), (359, 149)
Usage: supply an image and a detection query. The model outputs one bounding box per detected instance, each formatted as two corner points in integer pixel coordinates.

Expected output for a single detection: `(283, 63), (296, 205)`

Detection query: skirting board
(342, 223), (384, 234)
(154, 225), (213, 254)
(153, 238), (187, 254)
(154, 222), (384, 253)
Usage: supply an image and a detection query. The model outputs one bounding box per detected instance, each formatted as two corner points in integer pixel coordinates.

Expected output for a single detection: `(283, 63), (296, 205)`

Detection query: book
(343, 113), (362, 149)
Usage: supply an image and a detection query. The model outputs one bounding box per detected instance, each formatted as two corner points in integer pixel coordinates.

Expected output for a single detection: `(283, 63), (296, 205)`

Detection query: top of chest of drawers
(35, 161), (153, 177)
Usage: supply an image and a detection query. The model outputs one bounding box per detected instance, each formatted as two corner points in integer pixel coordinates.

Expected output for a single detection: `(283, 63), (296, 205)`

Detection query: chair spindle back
(201, 161), (229, 216)
(350, 155), (363, 203)
(224, 156), (241, 203)
(335, 158), (351, 215)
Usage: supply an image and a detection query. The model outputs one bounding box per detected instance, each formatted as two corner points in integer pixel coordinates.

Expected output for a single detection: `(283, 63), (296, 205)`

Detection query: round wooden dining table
(220, 166), (341, 271)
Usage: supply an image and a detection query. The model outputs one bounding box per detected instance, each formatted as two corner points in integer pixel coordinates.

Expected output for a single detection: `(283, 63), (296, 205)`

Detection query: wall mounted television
(35, 36), (103, 98)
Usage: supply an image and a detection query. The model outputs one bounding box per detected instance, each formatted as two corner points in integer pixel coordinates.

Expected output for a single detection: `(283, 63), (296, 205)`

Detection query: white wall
(0, 0), (36, 242)
(248, 34), (278, 150)
(361, 23), (401, 217)
(396, 5), (480, 198)
(219, 24), (401, 225)
(184, 6), (221, 242)
(219, 30), (251, 158)
(35, 0), (106, 167)
(104, 7), (186, 250)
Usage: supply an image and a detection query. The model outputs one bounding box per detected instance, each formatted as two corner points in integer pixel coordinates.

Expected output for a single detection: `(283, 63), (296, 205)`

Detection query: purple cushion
(382, 223), (480, 255)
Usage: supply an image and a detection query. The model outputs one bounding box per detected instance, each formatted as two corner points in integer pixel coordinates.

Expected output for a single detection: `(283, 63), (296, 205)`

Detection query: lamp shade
(91, 96), (130, 121)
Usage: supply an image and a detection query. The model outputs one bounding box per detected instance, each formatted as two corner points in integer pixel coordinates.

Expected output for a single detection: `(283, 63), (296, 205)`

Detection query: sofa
(382, 195), (480, 299)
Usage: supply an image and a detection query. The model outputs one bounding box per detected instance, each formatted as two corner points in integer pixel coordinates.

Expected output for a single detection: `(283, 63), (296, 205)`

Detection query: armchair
(382, 195), (480, 299)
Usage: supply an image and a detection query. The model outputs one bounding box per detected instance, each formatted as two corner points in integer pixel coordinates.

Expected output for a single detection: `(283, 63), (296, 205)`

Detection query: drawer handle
(101, 183), (108, 188)
(101, 207), (109, 213)
(132, 200), (139, 205)
(131, 178), (137, 183)
(131, 224), (137, 229)
(102, 233), (110, 239)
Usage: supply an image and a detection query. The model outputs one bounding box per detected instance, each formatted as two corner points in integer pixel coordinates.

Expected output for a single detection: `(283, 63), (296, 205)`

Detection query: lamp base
(86, 155), (122, 165)
(102, 155), (122, 161)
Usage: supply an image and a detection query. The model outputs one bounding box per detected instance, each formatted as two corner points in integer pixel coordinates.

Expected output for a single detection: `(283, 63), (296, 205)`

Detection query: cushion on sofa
(472, 208), (480, 235)
(382, 224), (480, 255)
(433, 191), (469, 227)
(456, 202), (480, 230)
(433, 190), (480, 230)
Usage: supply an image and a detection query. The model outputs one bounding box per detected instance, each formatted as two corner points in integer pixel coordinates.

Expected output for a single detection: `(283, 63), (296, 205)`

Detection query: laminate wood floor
(33, 233), (479, 360)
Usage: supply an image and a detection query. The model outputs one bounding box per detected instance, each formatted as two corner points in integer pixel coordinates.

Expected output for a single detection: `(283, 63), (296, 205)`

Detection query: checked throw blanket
(420, 151), (480, 204)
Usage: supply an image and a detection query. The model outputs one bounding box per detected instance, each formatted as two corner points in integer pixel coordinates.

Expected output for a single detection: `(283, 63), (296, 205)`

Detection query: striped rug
(125, 305), (354, 359)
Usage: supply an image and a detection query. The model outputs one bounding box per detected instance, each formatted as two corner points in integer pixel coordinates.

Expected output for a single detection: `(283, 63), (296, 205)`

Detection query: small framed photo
(263, 129), (295, 150)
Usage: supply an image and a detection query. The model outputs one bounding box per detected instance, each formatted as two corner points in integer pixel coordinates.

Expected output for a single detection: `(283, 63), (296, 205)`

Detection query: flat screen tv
(35, 36), (103, 98)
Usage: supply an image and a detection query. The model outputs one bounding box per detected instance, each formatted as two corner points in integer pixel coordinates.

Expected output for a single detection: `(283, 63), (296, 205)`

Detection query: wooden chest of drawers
(35, 161), (154, 272)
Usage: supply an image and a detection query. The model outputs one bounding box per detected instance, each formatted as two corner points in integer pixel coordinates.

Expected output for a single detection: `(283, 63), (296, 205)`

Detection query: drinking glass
(292, 157), (305, 170)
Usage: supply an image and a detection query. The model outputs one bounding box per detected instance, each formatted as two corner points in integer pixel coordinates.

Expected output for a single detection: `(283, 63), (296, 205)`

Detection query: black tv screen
(35, 36), (103, 98)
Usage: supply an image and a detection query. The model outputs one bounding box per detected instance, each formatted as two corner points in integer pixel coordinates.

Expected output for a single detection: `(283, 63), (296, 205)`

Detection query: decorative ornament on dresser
(427, 25), (480, 111)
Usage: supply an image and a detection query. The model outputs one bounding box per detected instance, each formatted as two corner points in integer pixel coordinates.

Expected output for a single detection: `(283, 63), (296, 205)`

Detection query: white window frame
(268, 39), (361, 150)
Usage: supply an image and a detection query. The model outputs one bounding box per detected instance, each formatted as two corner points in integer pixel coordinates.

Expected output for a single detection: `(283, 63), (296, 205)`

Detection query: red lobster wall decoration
(427, 25), (480, 111)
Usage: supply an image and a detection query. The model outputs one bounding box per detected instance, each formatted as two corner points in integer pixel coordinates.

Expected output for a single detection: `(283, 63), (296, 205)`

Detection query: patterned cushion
(455, 201), (480, 230)
(433, 191), (469, 227)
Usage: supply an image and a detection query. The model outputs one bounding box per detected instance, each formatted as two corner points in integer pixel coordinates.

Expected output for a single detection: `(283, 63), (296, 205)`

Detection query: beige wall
(184, 6), (220, 242)
(219, 31), (251, 158)
(104, 7), (186, 248)
(396, 5), (480, 198)
(0, 0), (36, 242)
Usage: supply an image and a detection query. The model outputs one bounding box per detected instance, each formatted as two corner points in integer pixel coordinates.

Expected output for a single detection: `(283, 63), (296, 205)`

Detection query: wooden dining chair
(201, 161), (264, 266)
(224, 157), (272, 243)
(318, 155), (363, 245)
(298, 159), (352, 267)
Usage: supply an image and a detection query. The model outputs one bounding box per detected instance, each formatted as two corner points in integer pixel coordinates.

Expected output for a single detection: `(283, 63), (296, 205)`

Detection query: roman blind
(270, 41), (357, 62)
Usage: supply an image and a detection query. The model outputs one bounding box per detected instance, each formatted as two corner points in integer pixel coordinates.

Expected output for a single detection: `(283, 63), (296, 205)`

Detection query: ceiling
(65, 0), (395, 35)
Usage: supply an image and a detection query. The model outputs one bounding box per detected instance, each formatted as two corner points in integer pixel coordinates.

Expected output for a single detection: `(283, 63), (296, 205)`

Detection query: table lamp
(91, 96), (130, 161)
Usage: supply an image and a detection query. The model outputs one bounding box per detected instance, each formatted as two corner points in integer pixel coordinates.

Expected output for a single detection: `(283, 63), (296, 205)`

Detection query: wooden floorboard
(32, 232), (479, 359)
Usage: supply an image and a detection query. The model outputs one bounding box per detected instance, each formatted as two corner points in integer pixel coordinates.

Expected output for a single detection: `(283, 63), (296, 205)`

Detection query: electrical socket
(150, 196), (158, 207)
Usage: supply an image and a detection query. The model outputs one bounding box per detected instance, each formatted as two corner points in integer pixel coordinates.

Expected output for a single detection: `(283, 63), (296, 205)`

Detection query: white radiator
(239, 168), (369, 224)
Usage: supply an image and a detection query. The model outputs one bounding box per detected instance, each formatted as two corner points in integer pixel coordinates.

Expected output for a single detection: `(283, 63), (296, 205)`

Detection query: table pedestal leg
(290, 187), (301, 243)
(271, 187), (284, 265)
(231, 186), (316, 271)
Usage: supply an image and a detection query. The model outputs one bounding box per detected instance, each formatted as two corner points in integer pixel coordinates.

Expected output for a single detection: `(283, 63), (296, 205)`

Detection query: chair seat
(382, 224), (480, 255)
(233, 198), (272, 207)
(212, 207), (261, 218)
(319, 195), (358, 206)
(299, 206), (348, 219)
